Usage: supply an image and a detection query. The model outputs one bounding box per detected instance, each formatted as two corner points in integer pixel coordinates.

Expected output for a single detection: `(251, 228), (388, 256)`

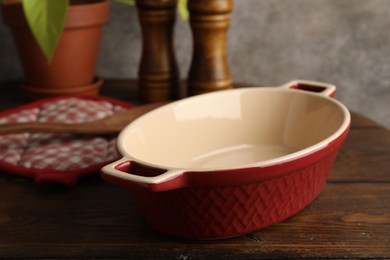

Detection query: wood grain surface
(0, 80), (389, 259)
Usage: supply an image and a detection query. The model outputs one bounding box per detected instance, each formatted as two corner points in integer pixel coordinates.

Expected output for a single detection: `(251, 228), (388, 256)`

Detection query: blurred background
(0, 0), (389, 128)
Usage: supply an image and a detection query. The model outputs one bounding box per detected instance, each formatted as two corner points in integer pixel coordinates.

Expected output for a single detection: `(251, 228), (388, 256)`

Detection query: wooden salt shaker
(136, 0), (180, 102)
(187, 0), (233, 96)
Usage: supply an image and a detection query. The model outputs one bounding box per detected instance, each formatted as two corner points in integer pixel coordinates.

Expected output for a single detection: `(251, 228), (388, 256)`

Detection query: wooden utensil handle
(0, 122), (78, 135)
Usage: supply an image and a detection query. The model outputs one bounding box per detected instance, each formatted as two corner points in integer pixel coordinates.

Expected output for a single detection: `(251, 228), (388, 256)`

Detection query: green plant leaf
(114, 0), (135, 5)
(22, 0), (69, 63)
(178, 0), (188, 20)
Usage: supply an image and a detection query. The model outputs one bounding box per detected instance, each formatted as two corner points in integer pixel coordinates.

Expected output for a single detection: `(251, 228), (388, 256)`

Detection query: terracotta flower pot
(1, 0), (109, 99)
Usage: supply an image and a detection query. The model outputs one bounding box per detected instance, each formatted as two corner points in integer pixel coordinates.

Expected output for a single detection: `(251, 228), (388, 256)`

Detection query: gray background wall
(0, 0), (389, 128)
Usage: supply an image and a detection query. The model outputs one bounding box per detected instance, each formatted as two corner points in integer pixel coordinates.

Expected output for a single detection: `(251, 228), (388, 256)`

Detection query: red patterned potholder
(0, 95), (133, 185)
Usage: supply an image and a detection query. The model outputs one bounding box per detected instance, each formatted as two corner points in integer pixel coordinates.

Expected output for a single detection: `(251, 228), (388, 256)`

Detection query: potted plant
(1, 0), (112, 99)
(1, 0), (187, 100)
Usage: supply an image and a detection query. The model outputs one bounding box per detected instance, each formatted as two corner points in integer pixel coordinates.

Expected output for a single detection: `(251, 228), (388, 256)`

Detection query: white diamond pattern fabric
(0, 96), (132, 185)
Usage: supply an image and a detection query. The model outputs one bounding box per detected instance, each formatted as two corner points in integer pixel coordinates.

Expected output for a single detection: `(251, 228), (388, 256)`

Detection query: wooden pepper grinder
(136, 0), (180, 102)
(187, 0), (233, 96)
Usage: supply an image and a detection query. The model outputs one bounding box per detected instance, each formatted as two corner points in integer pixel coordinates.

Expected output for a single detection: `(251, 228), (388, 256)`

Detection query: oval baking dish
(101, 80), (351, 239)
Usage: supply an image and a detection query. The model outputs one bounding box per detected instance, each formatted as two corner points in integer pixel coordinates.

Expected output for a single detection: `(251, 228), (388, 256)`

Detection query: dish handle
(101, 157), (185, 192)
(280, 80), (336, 97)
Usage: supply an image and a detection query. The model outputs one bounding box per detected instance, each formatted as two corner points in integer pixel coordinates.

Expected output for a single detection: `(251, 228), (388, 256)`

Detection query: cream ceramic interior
(118, 86), (350, 170)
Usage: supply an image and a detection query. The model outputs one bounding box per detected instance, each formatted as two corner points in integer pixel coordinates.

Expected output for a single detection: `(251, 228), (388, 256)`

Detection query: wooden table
(0, 80), (389, 259)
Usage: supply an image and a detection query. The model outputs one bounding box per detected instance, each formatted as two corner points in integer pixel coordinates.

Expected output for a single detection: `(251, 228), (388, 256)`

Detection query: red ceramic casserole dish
(101, 80), (351, 239)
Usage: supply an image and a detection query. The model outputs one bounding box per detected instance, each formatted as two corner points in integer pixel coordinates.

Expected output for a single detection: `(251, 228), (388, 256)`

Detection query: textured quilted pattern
(134, 151), (337, 239)
(0, 97), (131, 185)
